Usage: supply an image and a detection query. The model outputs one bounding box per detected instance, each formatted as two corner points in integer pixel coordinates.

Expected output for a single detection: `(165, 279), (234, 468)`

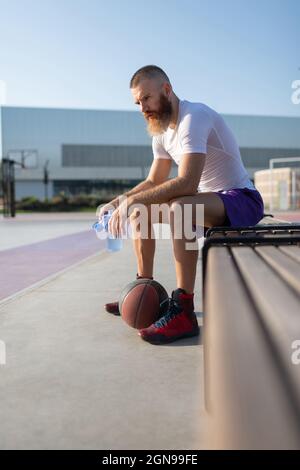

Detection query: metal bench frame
(202, 223), (300, 288)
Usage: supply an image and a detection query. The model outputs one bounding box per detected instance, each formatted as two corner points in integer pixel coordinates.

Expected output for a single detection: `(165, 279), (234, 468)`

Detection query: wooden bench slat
(231, 246), (300, 397)
(279, 245), (300, 264)
(204, 246), (300, 449)
(254, 245), (300, 296)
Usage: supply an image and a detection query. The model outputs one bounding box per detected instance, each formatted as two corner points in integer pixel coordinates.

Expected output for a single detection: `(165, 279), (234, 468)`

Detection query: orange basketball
(119, 279), (169, 329)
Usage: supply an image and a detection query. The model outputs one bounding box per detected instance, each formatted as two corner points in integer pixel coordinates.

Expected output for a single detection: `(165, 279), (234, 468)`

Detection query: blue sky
(0, 0), (299, 116)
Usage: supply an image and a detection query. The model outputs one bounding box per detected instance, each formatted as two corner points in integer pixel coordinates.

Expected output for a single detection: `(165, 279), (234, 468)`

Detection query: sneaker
(104, 301), (120, 315)
(138, 288), (199, 345)
(104, 274), (153, 316)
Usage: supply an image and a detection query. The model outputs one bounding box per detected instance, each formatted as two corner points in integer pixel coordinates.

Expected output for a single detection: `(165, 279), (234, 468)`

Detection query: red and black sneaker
(104, 274), (153, 316)
(104, 301), (120, 315)
(138, 288), (199, 345)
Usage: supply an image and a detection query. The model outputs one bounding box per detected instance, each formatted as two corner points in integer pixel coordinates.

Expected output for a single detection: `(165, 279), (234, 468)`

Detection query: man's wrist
(128, 194), (139, 210)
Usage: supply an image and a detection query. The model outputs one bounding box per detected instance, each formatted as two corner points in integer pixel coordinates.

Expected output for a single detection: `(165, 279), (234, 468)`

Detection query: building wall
(255, 168), (300, 210)
(1, 106), (300, 199)
(15, 180), (53, 200)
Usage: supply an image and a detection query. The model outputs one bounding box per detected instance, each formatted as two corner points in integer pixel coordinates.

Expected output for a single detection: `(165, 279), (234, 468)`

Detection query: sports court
(0, 212), (207, 450)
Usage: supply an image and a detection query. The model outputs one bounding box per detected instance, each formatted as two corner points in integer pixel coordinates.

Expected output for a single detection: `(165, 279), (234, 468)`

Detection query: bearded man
(99, 65), (264, 345)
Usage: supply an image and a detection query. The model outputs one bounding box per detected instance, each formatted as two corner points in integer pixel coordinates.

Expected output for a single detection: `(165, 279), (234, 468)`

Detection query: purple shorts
(215, 187), (265, 227)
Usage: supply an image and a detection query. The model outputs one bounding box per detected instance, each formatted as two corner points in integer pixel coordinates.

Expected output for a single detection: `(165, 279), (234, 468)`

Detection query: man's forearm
(110, 179), (155, 206)
(129, 177), (195, 206)
(124, 179), (155, 198)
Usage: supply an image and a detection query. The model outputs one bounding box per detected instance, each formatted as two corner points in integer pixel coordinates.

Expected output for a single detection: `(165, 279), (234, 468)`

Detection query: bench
(202, 216), (300, 449)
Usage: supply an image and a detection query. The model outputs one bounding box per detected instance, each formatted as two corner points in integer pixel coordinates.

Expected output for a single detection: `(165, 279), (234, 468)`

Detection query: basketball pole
(2, 158), (23, 218)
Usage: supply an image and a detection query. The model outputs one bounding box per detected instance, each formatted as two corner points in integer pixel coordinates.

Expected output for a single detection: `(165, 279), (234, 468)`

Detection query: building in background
(0, 106), (300, 201)
(255, 167), (300, 210)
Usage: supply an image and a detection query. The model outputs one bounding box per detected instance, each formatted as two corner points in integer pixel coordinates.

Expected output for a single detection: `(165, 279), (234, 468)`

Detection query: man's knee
(168, 196), (186, 211)
(168, 197), (193, 218)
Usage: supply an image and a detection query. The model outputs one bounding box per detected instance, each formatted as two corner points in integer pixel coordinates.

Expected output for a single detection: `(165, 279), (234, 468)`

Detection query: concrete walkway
(0, 217), (207, 450)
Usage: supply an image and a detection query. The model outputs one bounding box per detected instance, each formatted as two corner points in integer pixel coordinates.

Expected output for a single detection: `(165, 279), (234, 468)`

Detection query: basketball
(119, 279), (169, 329)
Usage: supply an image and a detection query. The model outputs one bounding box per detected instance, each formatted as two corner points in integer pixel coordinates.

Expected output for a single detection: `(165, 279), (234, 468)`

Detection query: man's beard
(145, 94), (173, 136)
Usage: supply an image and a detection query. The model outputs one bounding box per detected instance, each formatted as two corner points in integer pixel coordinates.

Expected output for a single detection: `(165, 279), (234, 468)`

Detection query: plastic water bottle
(92, 210), (123, 252)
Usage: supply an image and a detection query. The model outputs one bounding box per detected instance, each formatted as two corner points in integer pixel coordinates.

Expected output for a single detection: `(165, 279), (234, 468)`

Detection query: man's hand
(97, 199), (119, 222)
(108, 196), (132, 238)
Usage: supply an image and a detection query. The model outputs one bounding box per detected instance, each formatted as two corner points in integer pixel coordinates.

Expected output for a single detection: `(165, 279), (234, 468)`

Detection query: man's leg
(129, 204), (170, 278)
(131, 217), (156, 278)
(138, 192), (227, 344)
(104, 206), (161, 315)
(169, 192), (227, 294)
(130, 191), (226, 292)
(104, 210), (155, 315)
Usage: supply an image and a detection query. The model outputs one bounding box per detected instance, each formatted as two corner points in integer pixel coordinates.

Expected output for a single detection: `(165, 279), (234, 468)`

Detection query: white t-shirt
(152, 100), (255, 192)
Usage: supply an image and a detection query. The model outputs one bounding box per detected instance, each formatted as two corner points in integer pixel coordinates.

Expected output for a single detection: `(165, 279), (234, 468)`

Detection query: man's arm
(108, 158), (172, 207)
(98, 159), (172, 219)
(129, 153), (206, 206)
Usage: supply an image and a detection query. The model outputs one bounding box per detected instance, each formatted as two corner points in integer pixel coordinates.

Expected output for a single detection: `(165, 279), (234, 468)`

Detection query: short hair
(130, 65), (171, 88)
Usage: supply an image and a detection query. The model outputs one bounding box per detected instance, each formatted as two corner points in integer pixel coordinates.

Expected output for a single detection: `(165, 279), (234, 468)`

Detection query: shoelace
(154, 297), (182, 328)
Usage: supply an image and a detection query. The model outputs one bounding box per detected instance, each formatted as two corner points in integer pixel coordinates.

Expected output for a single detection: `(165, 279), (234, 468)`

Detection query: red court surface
(0, 230), (104, 302)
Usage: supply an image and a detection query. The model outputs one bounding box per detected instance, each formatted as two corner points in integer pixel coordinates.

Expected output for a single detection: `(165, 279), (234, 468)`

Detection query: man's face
(131, 78), (172, 136)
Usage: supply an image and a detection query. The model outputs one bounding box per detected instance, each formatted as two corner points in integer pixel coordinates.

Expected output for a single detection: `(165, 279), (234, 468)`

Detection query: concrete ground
(0, 213), (207, 450)
(272, 210), (300, 223)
